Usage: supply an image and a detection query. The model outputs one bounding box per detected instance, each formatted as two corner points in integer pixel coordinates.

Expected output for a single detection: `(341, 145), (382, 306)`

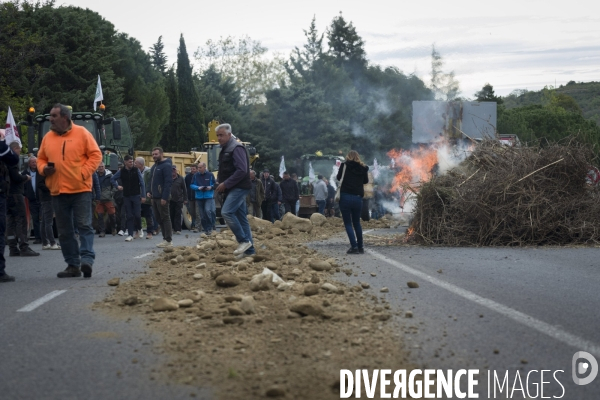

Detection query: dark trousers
(141, 203), (156, 234)
(29, 200), (41, 241)
(0, 195), (7, 275)
(115, 202), (126, 231)
(187, 199), (197, 229)
(40, 200), (56, 246)
(152, 199), (172, 242)
(123, 195), (142, 236)
(268, 201), (280, 223)
(339, 193), (363, 249)
(169, 201), (183, 232)
(283, 200), (296, 215)
(7, 194), (29, 251)
(261, 201), (269, 221)
(52, 192), (95, 267)
(316, 199), (326, 215)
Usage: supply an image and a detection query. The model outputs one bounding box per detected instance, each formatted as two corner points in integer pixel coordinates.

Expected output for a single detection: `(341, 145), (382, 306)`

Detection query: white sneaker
(233, 242), (252, 255)
(139, 230), (145, 239)
(133, 231), (140, 239)
(51, 244), (61, 250)
(174, 231), (181, 235)
(117, 230), (124, 236)
(42, 244), (52, 250)
(125, 235), (133, 242)
(156, 240), (173, 248)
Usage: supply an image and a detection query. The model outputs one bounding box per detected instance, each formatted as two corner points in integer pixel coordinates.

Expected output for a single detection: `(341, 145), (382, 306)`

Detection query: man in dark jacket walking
(111, 155), (145, 242)
(184, 163), (198, 232)
(246, 170), (264, 218)
(7, 142), (38, 257)
(261, 169), (277, 221)
(147, 147), (173, 248)
(23, 156), (42, 244)
(169, 165), (187, 235)
(95, 162), (116, 237)
(279, 171), (299, 216)
(0, 130), (21, 282)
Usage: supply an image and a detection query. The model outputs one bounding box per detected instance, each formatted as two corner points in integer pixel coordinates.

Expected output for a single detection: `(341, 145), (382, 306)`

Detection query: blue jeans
(339, 193), (363, 249)
(52, 192), (95, 267)
(316, 199), (326, 215)
(196, 198), (216, 234)
(221, 189), (253, 251)
(268, 201), (280, 223)
(123, 195), (142, 236)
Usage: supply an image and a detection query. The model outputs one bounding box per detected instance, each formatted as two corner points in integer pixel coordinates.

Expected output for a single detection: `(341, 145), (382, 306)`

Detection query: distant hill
(502, 81), (600, 126)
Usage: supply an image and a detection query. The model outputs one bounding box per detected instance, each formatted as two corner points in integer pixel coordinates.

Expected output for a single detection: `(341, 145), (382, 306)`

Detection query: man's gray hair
(52, 103), (72, 120)
(198, 162), (206, 168)
(135, 157), (145, 166)
(216, 123), (232, 134)
(9, 141), (21, 150)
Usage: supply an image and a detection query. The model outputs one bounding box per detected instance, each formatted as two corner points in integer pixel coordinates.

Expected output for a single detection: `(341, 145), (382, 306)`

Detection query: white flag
(308, 162), (316, 183)
(4, 107), (21, 147)
(279, 155), (286, 179)
(93, 75), (103, 111)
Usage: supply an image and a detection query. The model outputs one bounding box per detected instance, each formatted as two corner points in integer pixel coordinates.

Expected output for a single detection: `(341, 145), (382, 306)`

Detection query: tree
(150, 36), (167, 76)
(327, 13), (367, 71)
(287, 16), (324, 82)
(160, 67), (177, 151)
(474, 83), (503, 104)
(176, 34), (204, 150)
(194, 36), (287, 104)
(430, 45), (460, 101)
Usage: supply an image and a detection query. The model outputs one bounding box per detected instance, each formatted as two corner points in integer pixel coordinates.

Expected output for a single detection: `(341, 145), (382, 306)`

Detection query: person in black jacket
(336, 150), (369, 254)
(169, 165), (187, 234)
(0, 132), (21, 282)
(111, 154), (145, 242)
(184, 163), (199, 232)
(148, 147), (173, 248)
(23, 156), (42, 244)
(279, 171), (299, 216)
(6, 142), (39, 257)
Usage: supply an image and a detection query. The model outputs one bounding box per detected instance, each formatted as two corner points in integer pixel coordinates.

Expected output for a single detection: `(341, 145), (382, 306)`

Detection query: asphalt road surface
(0, 232), (210, 400)
(312, 229), (600, 399)
(2, 227), (599, 399)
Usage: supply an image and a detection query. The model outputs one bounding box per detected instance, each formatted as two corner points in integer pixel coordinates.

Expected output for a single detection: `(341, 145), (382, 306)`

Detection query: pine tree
(150, 36), (167, 76)
(160, 67), (177, 151)
(474, 83), (503, 104)
(176, 34), (205, 150)
(327, 13), (367, 69)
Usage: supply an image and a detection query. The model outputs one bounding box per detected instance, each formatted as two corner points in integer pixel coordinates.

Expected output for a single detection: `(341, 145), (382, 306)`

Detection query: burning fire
(386, 145), (439, 194)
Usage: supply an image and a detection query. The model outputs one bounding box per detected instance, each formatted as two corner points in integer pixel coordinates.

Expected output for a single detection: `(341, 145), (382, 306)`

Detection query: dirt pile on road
(98, 213), (411, 399)
(411, 139), (600, 246)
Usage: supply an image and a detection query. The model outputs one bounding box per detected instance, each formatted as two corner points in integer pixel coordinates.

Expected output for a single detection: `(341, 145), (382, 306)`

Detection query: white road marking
(133, 252), (154, 259)
(363, 229), (374, 234)
(17, 290), (67, 312)
(368, 249), (600, 357)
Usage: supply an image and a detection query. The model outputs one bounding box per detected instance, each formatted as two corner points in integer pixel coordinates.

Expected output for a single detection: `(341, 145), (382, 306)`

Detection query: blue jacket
(190, 171), (215, 199)
(149, 158), (172, 200)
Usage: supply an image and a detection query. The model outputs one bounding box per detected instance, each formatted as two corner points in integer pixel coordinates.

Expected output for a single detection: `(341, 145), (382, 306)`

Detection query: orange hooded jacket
(37, 124), (103, 196)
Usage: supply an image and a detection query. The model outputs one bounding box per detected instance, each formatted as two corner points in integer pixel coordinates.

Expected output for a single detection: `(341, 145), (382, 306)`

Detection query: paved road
(312, 230), (600, 399)
(0, 233), (211, 400)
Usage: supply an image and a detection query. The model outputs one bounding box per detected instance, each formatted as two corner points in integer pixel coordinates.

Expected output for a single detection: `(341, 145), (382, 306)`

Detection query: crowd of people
(0, 106), (370, 283)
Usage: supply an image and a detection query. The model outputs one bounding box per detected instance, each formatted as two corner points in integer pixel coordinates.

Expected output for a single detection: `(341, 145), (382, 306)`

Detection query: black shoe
(81, 263), (93, 278)
(20, 248), (40, 257)
(346, 247), (359, 254)
(0, 273), (15, 282)
(9, 250), (20, 257)
(32, 239), (43, 244)
(57, 265), (82, 278)
(358, 247), (364, 254)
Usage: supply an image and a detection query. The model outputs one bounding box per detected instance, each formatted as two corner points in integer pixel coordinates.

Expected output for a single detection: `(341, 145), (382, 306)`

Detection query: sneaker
(174, 231), (181, 235)
(50, 244), (61, 250)
(112, 228), (117, 236)
(99, 232), (105, 238)
(139, 230), (144, 239)
(191, 228), (198, 233)
(235, 250), (256, 261)
(358, 247), (365, 254)
(20, 248), (40, 257)
(0, 273), (15, 283)
(133, 231), (140, 239)
(42, 244), (52, 250)
(9, 250), (20, 257)
(117, 230), (124, 236)
(156, 240), (173, 248)
(233, 242), (252, 256)
(57, 265), (81, 278)
(346, 247), (359, 254)
(81, 263), (92, 278)
(146, 233), (153, 240)
(125, 235), (133, 242)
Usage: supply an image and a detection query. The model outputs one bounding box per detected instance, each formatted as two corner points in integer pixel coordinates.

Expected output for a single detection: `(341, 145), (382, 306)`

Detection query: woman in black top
(336, 150), (369, 254)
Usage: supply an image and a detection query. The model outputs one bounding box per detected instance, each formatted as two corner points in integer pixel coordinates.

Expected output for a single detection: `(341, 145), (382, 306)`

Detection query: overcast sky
(66, 0), (599, 97)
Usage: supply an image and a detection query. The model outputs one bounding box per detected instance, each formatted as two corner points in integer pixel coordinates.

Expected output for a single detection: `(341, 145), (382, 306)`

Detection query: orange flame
(386, 145), (439, 194)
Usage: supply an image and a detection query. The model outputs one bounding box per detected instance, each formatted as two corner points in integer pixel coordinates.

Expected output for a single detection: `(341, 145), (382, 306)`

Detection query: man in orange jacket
(37, 104), (103, 278)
